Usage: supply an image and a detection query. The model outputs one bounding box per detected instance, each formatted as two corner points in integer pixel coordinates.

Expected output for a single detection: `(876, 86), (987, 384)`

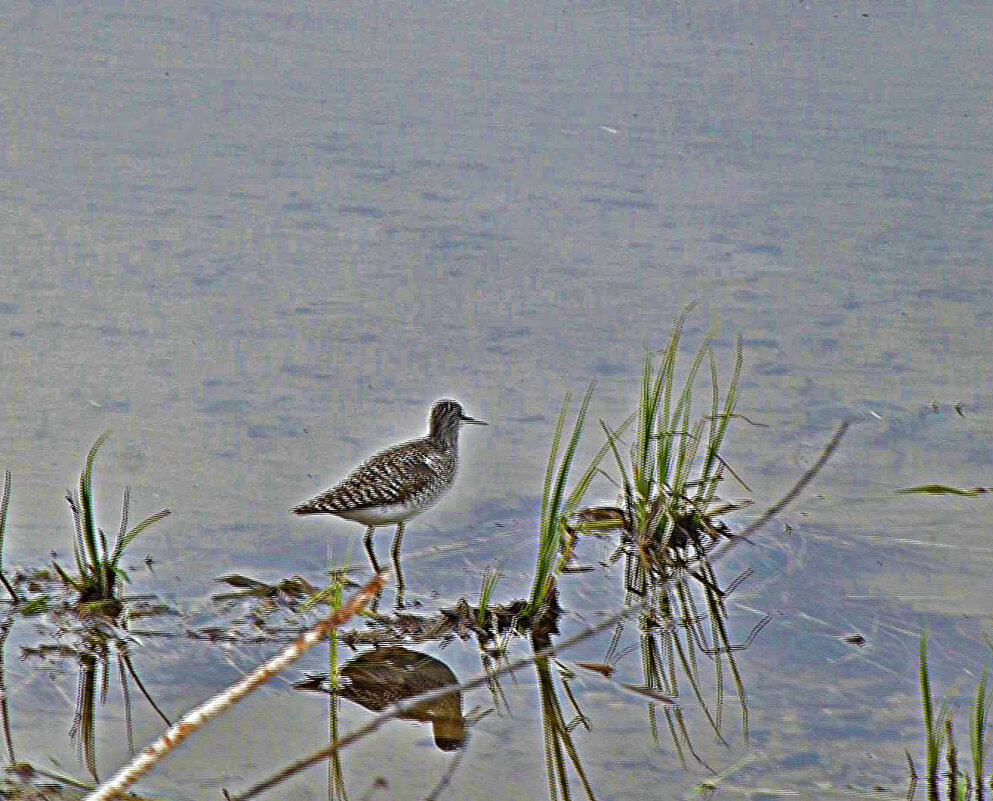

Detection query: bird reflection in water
(295, 646), (465, 751)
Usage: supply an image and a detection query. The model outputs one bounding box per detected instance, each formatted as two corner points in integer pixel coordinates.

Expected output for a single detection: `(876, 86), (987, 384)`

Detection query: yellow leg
(363, 526), (381, 574)
(391, 523), (406, 609)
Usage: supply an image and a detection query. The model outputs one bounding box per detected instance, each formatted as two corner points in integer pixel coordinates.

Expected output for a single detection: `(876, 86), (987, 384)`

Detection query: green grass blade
(972, 668), (990, 801)
(52, 560), (83, 591)
(920, 635), (934, 734)
(327, 548), (343, 694)
(0, 469), (9, 568)
(601, 420), (632, 491)
(636, 352), (657, 498)
(708, 347), (720, 455)
(111, 509), (171, 568)
(541, 393), (571, 537)
(651, 335), (680, 497)
(0, 469), (20, 604)
(665, 327), (714, 482)
(560, 412), (633, 522)
(546, 382), (595, 532)
(669, 403), (693, 498)
(477, 567), (501, 628)
(65, 491), (88, 578)
(528, 383), (594, 614)
(668, 319), (716, 421)
(920, 635), (942, 800)
(653, 303), (696, 495)
(83, 429), (112, 487)
(80, 430), (112, 594)
(78, 480), (102, 593)
(529, 393), (572, 614)
(695, 345), (723, 497)
(673, 416), (706, 500)
(600, 420), (635, 531)
(114, 487), (130, 558)
(698, 336), (743, 506)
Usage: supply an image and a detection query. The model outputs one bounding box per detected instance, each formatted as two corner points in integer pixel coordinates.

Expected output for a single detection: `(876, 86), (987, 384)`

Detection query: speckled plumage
(293, 400), (486, 576)
(292, 435), (458, 524)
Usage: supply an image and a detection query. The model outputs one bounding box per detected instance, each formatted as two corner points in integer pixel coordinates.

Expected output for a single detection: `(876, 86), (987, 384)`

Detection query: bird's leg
(363, 526), (382, 574)
(391, 523), (406, 609)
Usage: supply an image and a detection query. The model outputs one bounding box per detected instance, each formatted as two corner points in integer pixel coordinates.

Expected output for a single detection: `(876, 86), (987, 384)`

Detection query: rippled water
(1, 0), (991, 798)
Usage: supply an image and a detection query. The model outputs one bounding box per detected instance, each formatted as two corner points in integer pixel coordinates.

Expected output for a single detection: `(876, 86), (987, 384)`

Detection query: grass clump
(53, 431), (171, 611)
(477, 566), (502, 628)
(563, 305), (756, 756)
(600, 304), (745, 583)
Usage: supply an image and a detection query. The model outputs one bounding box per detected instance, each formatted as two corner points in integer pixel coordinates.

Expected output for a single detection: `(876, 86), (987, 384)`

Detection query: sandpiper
(293, 400), (487, 574)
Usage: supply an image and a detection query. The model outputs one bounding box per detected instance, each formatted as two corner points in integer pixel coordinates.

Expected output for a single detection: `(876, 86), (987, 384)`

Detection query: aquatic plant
(525, 381), (596, 617)
(562, 306), (752, 752)
(910, 635), (993, 801)
(53, 431), (170, 608)
(0, 469), (20, 603)
(477, 565), (501, 628)
(600, 303), (746, 584)
(535, 655), (595, 801)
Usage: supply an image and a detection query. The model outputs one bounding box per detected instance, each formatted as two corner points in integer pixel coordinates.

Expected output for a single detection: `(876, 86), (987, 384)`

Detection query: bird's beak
(460, 413), (488, 426)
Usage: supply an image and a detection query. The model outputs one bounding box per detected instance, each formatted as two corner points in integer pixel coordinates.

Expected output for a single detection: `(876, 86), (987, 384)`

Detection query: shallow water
(1, 0), (992, 798)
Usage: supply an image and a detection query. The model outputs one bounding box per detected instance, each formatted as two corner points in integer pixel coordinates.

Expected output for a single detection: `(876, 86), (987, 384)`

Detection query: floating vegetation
(897, 485), (990, 497)
(214, 573), (321, 603)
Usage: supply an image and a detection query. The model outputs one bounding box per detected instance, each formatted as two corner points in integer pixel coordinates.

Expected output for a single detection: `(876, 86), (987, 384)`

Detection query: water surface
(1, 0), (991, 798)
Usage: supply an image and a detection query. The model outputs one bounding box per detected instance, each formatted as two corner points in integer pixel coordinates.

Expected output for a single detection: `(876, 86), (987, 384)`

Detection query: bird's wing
(293, 439), (446, 514)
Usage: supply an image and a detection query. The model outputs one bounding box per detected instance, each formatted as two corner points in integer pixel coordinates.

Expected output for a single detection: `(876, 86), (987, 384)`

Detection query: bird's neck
(430, 426), (460, 451)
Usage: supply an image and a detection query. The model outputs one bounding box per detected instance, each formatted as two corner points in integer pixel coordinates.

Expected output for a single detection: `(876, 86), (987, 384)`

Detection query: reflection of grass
(53, 431), (170, 609)
(535, 655), (595, 801)
(71, 638), (173, 782)
(0, 613), (14, 764)
(910, 635), (992, 801)
(11, 629), (171, 786)
(296, 550), (351, 799)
